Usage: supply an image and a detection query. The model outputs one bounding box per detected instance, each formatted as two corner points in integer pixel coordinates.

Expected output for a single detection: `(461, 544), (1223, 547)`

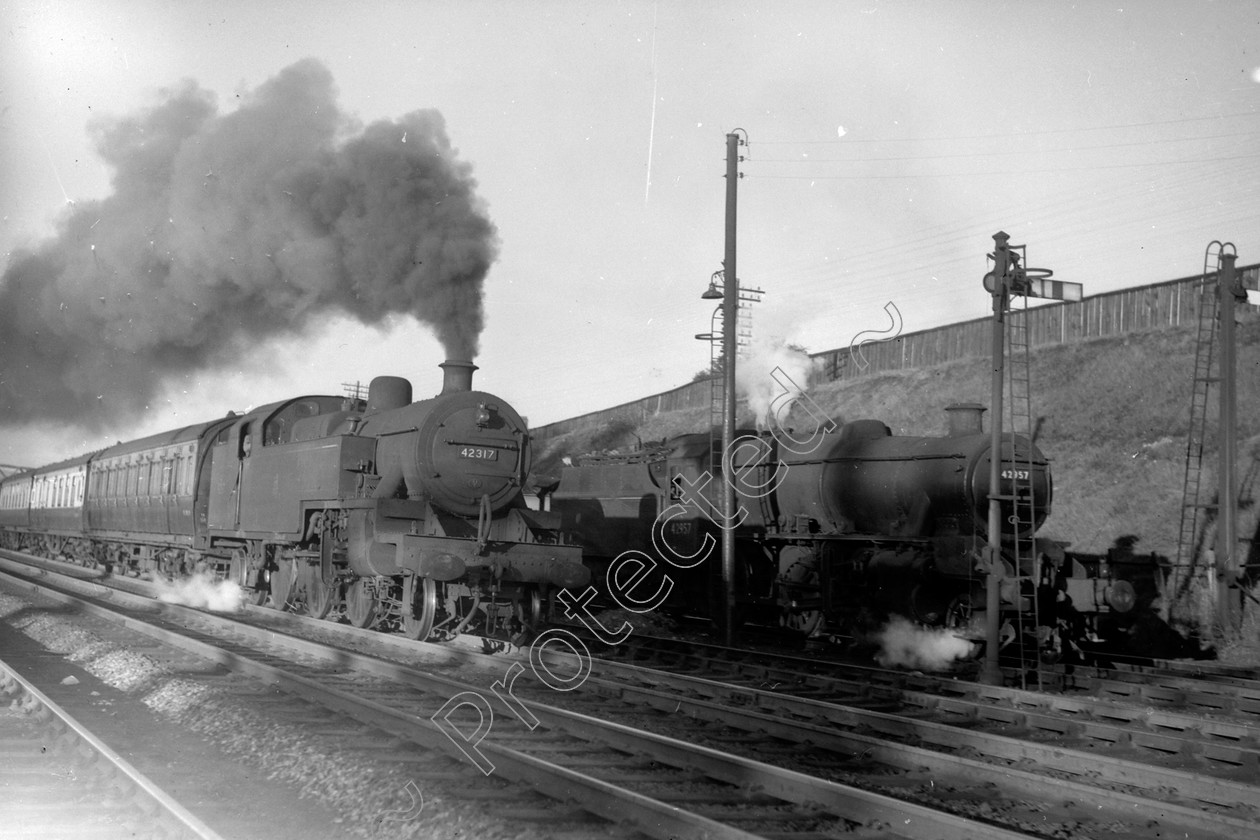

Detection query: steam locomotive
(0, 361), (587, 642)
(550, 403), (1137, 658)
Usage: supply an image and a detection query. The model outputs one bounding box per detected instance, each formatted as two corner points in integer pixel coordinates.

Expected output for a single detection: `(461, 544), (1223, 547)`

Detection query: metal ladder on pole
(1172, 243), (1230, 611)
(706, 304), (725, 481)
(1004, 276), (1041, 686)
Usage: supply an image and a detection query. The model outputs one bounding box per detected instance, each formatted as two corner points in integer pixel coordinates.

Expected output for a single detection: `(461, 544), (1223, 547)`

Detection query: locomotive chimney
(945, 403), (986, 436)
(439, 360), (478, 394)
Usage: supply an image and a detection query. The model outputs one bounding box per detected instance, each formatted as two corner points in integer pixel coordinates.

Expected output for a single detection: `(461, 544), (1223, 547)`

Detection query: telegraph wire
(751, 110), (1260, 146)
(750, 129), (1260, 164)
(746, 151), (1260, 179)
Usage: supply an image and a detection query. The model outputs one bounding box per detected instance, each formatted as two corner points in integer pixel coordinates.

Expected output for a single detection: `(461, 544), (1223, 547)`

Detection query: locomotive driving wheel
(230, 547), (269, 607)
(519, 586), (542, 631)
(345, 578), (377, 629)
(302, 564), (337, 619)
(269, 558), (298, 611)
(400, 575), (438, 641)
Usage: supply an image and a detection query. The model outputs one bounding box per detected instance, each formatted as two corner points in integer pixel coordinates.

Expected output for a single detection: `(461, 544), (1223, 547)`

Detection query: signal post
(980, 232), (1081, 685)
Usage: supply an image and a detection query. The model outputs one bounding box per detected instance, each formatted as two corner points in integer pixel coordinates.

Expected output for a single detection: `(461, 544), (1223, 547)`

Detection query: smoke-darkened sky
(1, 58), (493, 430)
(2, 1), (1258, 467)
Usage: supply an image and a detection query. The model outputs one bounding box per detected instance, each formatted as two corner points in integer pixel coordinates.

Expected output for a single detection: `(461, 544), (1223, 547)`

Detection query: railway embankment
(532, 316), (1260, 653)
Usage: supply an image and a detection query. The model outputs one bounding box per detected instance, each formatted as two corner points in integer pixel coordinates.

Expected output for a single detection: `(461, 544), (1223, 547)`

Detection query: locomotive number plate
(459, 447), (499, 461)
(1000, 469), (1030, 480)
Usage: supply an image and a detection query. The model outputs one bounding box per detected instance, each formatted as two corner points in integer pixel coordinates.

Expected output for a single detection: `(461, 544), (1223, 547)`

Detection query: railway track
(4, 548), (1258, 838)
(0, 551), (1042, 839)
(0, 652), (223, 840)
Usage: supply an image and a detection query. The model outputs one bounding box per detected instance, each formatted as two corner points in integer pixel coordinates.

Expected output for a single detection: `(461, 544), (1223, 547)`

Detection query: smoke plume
(0, 58), (497, 429)
(874, 617), (977, 671)
(735, 334), (817, 429)
(154, 571), (244, 613)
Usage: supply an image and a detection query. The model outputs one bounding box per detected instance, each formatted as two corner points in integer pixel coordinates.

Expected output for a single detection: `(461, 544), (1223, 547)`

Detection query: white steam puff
(154, 571), (245, 613)
(0, 58), (497, 430)
(874, 617), (976, 671)
(734, 334), (815, 429)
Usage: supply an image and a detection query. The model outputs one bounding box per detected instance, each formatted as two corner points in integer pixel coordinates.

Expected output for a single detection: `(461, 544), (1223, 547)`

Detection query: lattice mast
(1174, 242), (1246, 633)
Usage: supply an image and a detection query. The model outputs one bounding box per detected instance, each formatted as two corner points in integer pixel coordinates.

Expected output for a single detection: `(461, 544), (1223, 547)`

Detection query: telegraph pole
(720, 130), (743, 646)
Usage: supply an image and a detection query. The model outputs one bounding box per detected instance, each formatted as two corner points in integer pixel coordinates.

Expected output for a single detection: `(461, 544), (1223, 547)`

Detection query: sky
(1, 1), (1259, 469)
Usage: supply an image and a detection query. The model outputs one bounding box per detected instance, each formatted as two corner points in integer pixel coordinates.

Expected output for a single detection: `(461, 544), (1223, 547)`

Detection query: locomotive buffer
(981, 231), (1081, 686)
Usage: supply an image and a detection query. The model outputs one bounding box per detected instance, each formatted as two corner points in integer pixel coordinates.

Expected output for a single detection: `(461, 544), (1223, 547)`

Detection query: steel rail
(0, 563), (1040, 840)
(540, 651), (1260, 839)
(0, 655), (226, 840)
(611, 633), (1260, 756)
(595, 637), (1260, 810)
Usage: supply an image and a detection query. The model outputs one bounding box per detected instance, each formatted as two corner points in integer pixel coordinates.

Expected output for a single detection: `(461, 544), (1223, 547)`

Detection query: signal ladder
(1002, 268), (1043, 686)
(704, 303), (726, 479)
(1172, 242), (1233, 609)
(703, 283), (764, 481)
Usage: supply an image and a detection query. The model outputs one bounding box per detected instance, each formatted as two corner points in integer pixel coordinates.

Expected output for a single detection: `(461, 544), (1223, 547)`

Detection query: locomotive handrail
(376, 427), (421, 438)
(778, 453), (970, 465)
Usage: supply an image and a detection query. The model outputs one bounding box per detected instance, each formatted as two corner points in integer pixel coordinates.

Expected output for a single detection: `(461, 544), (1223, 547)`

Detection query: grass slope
(532, 315), (1260, 644)
(536, 316), (1260, 557)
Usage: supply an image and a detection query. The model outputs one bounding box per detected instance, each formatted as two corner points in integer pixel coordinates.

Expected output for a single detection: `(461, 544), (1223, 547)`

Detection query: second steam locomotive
(551, 401), (1137, 658)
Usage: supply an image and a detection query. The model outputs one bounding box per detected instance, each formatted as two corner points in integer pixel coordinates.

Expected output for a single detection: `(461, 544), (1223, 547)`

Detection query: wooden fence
(533, 265), (1259, 440)
(816, 265), (1258, 381)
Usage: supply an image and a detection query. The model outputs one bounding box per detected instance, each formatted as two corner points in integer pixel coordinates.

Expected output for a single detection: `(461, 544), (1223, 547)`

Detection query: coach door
(207, 420), (254, 532)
